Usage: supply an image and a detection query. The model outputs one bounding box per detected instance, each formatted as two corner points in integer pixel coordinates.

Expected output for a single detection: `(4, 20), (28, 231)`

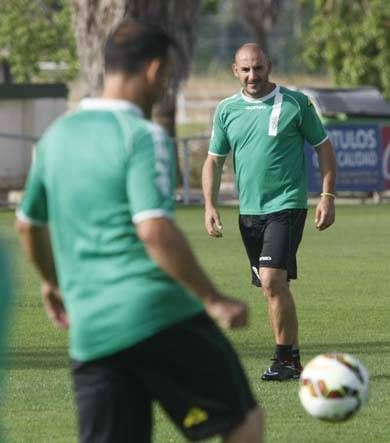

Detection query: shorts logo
(251, 266), (260, 280)
(259, 256), (272, 261)
(183, 407), (208, 428)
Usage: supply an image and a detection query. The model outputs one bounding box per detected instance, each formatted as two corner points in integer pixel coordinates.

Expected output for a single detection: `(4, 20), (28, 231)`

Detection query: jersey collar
(240, 85), (280, 103)
(79, 98), (144, 117)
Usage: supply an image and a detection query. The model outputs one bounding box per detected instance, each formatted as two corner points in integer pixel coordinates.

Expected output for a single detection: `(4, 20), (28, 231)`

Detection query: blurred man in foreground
(0, 238), (12, 441)
(17, 21), (263, 442)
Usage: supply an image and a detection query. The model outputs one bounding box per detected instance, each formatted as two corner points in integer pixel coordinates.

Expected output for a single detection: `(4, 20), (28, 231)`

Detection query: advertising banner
(306, 124), (384, 192)
(381, 126), (390, 190)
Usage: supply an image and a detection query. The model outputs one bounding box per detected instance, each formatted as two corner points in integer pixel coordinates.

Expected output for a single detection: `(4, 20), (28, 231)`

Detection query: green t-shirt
(0, 240), (12, 357)
(209, 85), (328, 214)
(0, 239), (12, 440)
(17, 99), (203, 362)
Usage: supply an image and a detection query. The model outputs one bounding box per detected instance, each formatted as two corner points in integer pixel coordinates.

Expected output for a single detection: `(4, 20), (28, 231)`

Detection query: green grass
(177, 122), (209, 138)
(2, 205), (390, 442)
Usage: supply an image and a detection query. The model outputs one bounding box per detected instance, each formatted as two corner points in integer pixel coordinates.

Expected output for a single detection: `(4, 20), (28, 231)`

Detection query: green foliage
(0, 0), (78, 83)
(302, 0), (390, 98)
(202, 0), (219, 14)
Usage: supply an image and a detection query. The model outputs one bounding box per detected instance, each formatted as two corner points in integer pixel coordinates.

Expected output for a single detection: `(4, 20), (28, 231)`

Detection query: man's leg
(72, 355), (152, 443)
(131, 313), (263, 442)
(256, 209), (307, 380)
(260, 267), (300, 381)
(223, 406), (263, 443)
(261, 267), (298, 347)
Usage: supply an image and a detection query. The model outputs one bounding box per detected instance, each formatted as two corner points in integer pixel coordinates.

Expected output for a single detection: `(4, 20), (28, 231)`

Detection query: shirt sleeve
(127, 123), (175, 224)
(208, 104), (231, 156)
(17, 144), (48, 225)
(299, 95), (328, 148)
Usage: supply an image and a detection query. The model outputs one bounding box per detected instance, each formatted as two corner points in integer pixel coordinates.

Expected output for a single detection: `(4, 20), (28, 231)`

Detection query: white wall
(0, 97), (66, 190)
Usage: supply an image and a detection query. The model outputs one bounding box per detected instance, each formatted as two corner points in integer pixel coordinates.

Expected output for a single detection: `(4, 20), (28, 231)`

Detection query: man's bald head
(234, 43), (269, 65)
(232, 43), (273, 99)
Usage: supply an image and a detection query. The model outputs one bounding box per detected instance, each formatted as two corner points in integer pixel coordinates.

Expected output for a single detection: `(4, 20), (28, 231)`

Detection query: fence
(177, 135), (238, 204)
(0, 132), (38, 196)
(0, 132), (37, 143)
(2, 132), (389, 207)
(177, 135), (209, 205)
(0, 132), (237, 206)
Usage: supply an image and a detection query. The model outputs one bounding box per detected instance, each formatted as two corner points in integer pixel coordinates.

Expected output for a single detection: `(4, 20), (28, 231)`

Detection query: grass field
(1, 204), (390, 442)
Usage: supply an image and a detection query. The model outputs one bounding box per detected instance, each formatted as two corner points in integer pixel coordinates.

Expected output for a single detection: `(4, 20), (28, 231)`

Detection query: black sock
(292, 349), (300, 362)
(275, 344), (293, 362)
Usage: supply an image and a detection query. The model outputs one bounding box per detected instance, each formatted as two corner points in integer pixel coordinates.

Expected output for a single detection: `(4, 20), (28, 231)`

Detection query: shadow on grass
(300, 341), (390, 357)
(6, 341), (389, 371)
(237, 341), (390, 360)
(370, 374), (390, 381)
(5, 346), (69, 370)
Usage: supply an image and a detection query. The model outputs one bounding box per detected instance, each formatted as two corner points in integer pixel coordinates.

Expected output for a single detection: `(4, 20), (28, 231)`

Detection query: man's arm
(202, 154), (226, 237)
(314, 138), (337, 231)
(16, 221), (68, 328)
(136, 217), (247, 329)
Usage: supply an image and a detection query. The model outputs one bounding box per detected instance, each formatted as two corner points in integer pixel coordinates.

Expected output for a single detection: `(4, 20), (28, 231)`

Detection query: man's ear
(232, 63), (239, 79)
(267, 59), (272, 75)
(145, 58), (163, 84)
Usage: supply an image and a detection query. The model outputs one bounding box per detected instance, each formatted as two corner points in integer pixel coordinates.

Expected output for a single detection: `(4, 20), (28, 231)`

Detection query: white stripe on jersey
(132, 209), (173, 224)
(312, 135), (329, 148)
(268, 92), (283, 136)
(147, 123), (171, 197)
(16, 208), (47, 226)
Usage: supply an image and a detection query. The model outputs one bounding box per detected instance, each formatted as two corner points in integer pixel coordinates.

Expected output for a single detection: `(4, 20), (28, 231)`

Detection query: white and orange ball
(299, 353), (369, 422)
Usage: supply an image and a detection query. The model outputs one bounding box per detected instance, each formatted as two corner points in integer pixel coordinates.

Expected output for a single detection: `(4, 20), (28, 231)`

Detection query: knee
(260, 270), (288, 297)
(224, 405), (264, 443)
(260, 276), (277, 295)
(246, 406), (263, 435)
(243, 406), (264, 442)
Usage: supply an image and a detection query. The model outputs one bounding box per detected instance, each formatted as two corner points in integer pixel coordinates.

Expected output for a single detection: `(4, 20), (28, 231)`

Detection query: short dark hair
(104, 20), (176, 75)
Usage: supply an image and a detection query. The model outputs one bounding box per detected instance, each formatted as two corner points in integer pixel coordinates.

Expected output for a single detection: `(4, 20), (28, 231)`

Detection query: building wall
(0, 85), (67, 190)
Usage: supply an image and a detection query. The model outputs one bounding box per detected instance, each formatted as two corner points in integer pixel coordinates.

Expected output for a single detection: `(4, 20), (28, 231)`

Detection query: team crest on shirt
(183, 407), (208, 428)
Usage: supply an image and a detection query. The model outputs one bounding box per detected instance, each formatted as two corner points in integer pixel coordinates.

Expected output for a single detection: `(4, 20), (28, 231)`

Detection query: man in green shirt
(202, 43), (337, 381)
(0, 239), (12, 441)
(17, 23), (263, 442)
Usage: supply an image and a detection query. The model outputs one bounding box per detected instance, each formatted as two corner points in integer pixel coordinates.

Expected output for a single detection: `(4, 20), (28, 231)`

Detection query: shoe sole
(261, 373), (300, 381)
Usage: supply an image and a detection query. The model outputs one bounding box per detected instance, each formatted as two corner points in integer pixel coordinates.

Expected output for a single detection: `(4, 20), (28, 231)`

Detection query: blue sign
(305, 124), (384, 192)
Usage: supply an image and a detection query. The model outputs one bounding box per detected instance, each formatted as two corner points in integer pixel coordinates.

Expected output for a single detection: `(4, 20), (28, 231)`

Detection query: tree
(202, 0), (218, 14)
(235, 0), (284, 54)
(70, 0), (125, 99)
(0, 0), (77, 83)
(302, 0), (390, 99)
(71, 0), (202, 138)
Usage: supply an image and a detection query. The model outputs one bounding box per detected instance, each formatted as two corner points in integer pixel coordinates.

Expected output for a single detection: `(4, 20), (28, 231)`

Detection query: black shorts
(239, 209), (307, 287)
(71, 313), (257, 443)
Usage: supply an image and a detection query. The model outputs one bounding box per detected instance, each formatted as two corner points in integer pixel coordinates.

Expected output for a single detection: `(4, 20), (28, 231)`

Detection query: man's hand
(41, 281), (68, 329)
(205, 295), (248, 329)
(315, 196), (335, 231)
(205, 206), (223, 237)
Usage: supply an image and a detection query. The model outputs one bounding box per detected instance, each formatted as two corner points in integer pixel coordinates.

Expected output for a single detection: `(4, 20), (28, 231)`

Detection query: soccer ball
(299, 352), (369, 422)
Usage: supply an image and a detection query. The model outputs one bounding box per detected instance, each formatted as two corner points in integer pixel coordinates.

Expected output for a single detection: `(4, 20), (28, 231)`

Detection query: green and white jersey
(0, 239), (12, 407)
(209, 85), (328, 214)
(17, 99), (203, 362)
